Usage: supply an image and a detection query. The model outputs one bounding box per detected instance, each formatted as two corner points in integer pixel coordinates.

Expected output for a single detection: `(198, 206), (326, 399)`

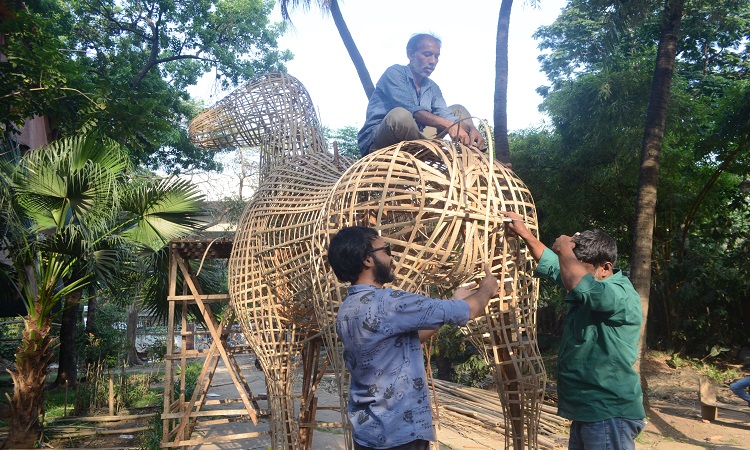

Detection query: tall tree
(279, 0), (374, 98)
(525, 0), (749, 354)
(3, 0), (291, 172)
(493, 0), (541, 165)
(630, 0), (684, 373)
(493, 0), (514, 164)
(18, 135), (127, 388)
(68, 0), (290, 91)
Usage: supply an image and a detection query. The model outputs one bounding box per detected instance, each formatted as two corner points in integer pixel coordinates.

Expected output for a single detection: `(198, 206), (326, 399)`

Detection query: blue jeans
(568, 418), (646, 450)
(730, 377), (750, 404)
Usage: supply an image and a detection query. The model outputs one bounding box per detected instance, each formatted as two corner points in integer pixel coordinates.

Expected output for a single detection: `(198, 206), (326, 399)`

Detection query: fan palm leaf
(14, 134), (128, 233)
(120, 177), (206, 251)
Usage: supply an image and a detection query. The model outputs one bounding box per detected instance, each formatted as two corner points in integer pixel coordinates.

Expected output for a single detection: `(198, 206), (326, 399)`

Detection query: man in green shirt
(501, 211), (646, 450)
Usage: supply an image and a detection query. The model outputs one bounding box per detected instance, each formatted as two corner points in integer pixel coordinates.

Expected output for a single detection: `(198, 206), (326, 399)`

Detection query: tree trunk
(329, 0), (374, 99)
(54, 288), (82, 388)
(630, 0), (684, 377)
(125, 303), (142, 365)
(86, 294), (97, 334)
(493, 0), (513, 164)
(4, 302), (54, 449)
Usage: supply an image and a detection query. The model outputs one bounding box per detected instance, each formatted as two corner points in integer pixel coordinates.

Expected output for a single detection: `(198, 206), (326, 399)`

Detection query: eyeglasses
(368, 243), (392, 257)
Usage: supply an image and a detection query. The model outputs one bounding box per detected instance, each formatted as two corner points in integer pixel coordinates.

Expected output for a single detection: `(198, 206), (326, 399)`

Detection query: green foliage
(43, 386), (76, 422)
(428, 326), (490, 387)
(0, 321), (23, 362)
(324, 126), (361, 159)
(79, 302), (127, 367)
(0, 9), (84, 138)
(513, 0), (750, 356)
(175, 361), (203, 401)
(140, 414), (164, 450)
(453, 354), (492, 388)
(666, 353), (689, 369)
(3, 0), (292, 172)
(74, 365), (163, 414)
(148, 339), (168, 362)
(120, 372), (163, 408)
(666, 352), (742, 384)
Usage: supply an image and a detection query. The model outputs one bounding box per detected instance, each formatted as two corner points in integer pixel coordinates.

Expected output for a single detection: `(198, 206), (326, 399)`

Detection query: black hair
(327, 226), (379, 284)
(406, 33), (441, 55)
(572, 229), (618, 267)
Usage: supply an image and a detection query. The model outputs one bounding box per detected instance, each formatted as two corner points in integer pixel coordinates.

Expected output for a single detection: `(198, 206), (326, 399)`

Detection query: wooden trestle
(161, 237), (338, 449)
(161, 237), (267, 448)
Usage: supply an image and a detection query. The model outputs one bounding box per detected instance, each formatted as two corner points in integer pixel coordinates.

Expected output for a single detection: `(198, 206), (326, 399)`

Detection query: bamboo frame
(188, 72), (546, 449)
(311, 139), (546, 450)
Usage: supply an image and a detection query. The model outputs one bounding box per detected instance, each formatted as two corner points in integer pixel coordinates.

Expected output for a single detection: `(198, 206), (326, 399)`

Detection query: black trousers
(354, 439), (430, 450)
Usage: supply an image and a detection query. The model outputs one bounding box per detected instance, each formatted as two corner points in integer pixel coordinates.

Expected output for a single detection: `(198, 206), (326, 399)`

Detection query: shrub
(175, 361), (203, 401)
(148, 339), (168, 362)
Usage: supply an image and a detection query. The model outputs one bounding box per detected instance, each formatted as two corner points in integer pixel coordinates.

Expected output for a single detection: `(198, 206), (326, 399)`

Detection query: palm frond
(15, 134), (128, 231)
(120, 177), (207, 251)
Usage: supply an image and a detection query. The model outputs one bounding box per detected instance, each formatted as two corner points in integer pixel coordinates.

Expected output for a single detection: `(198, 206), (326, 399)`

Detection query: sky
(190, 0), (569, 133)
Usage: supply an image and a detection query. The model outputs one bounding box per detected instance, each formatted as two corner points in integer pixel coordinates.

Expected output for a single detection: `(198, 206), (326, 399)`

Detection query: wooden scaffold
(162, 237), (268, 448)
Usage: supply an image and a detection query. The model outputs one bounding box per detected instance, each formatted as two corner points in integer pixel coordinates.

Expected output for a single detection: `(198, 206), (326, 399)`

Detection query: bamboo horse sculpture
(188, 72), (546, 449)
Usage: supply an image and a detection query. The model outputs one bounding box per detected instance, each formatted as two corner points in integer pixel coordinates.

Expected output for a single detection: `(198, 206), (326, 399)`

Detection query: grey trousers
(369, 105), (472, 152)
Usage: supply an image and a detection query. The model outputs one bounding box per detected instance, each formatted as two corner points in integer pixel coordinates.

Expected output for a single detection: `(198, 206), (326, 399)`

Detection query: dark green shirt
(535, 248), (645, 422)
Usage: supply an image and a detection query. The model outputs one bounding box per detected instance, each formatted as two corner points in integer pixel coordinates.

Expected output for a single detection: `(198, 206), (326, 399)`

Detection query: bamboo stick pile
(431, 379), (567, 449)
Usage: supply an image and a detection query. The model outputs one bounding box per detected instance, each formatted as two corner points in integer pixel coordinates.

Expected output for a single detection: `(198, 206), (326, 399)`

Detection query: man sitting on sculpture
(357, 33), (486, 157)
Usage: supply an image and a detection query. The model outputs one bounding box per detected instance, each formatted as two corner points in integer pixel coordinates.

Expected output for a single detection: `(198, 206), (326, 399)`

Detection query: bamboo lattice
(188, 72), (547, 450)
(311, 139), (546, 450)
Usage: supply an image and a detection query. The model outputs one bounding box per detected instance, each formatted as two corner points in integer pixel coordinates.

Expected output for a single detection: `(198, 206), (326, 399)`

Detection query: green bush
(148, 338), (167, 362)
(79, 302), (127, 367)
(139, 414), (163, 450)
(453, 354), (492, 388)
(75, 367), (163, 414)
(175, 361), (203, 401)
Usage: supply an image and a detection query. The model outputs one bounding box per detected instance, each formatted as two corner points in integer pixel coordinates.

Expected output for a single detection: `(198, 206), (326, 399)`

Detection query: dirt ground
(633, 352), (750, 449)
(5, 351), (750, 449)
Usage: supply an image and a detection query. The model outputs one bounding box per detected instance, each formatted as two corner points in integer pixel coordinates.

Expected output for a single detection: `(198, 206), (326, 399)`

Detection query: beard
(373, 257), (395, 285)
(409, 60), (435, 79)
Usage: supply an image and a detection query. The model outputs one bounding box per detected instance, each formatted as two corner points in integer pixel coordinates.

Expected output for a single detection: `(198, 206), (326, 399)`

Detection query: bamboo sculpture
(188, 72), (546, 449)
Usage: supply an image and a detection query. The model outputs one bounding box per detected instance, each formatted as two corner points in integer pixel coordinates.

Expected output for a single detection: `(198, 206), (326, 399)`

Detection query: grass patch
(665, 352), (742, 384)
(44, 387), (77, 421)
(132, 387), (163, 408)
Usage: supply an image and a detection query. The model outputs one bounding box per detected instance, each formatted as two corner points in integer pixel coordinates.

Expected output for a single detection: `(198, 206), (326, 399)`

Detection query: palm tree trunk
(4, 302), (55, 449)
(55, 288), (82, 388)
(329, 0), (374, 98)
(630, 0), (684, 377)
(493, 0), (513, 164)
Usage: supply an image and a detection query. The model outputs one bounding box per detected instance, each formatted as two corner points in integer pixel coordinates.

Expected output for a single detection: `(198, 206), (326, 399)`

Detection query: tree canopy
(1, 0), (292, 172)
(512, 0), (750, 354)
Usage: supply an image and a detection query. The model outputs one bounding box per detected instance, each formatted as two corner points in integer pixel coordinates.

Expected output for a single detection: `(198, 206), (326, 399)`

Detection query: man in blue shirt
(357, 33), (485, 156)
(501, 211), (646, 450)
(328, 226), (498, 450)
